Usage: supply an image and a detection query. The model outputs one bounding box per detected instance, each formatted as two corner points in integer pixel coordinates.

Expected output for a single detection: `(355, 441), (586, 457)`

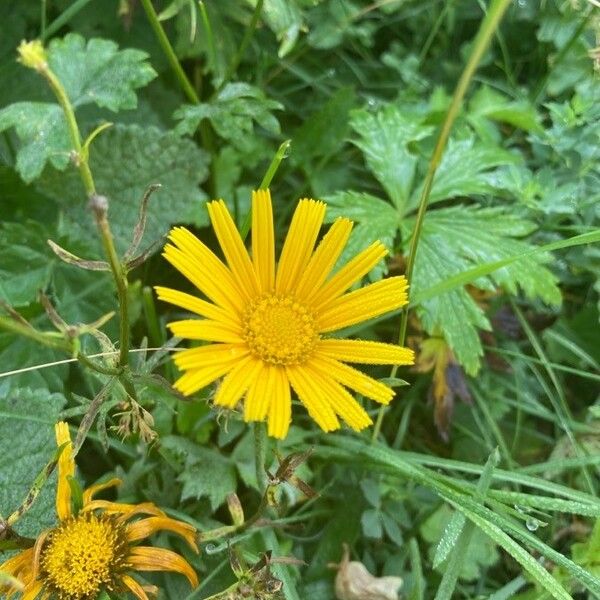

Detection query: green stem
(0, 316), (71, 353)
(41, 0), (94, 41)
(253, 422), (268, 494)
(140, 0), (200, 104)
(372, 0), (514, 442)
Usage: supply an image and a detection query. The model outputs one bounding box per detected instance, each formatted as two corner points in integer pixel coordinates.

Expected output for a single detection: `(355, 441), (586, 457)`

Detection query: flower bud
(17, 40), (47, 72)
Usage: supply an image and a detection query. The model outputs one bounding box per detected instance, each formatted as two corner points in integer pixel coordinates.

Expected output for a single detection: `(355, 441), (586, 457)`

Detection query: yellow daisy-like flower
(156, 190), (414, 439)
(0, 422), (199, 600)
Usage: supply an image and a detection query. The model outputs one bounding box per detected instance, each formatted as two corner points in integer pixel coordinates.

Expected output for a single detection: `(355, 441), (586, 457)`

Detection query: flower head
(156, 190), (414, 439)
(0, 422), (199, 600)
(17, 40), (48, 72)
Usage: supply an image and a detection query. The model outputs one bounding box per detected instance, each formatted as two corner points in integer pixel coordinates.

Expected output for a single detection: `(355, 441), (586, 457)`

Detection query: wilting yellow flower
(156, 190), (414, 439)
(0, 422), (199, 600)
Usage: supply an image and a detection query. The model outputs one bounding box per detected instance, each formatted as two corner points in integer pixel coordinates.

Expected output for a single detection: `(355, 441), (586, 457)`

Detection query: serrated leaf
(161, 436), (236, 510)
(174, 82), (282, 147)
(36, 125), (209, 254)
(0, 221), (54, 307)
(403, 206), (561, 374)
(0, 387), (66, 536)
(324, 191), (398, 281)
(350, 105), (433, 210)
(409, 137), (519, 211)
(0, 34), (155, 182)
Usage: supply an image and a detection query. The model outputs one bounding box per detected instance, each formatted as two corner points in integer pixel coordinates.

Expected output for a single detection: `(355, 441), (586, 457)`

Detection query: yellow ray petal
(82, 500), (165, 518)
(168, 319), (243, 344)
(319, 339), (415, 365)
(295, 218), (353, 301)
(165, 227), (245, 312)
(54, 421), (74, 521)
(244, 363), (277, 422)
(82, 477), (121, 507)
(127, 546), (199, 588)
(20, 581), (43, 600)
(126, 517), (198, 552)
(154, 286), (237, 326)
(286, 365), (340, 432)
(303, 364), (372, 430)
(310, 354), (394, 404)
(308, 241), (387, 306)
(267, 367), (292, 439)
(174, 344), (248, 370)
(318, 276), (409, 332)
(207, 200), (260, 296)
(213, 356), (263, 408)
(173, 358), (240, 396)
(121, 575), (150, 600)
(252, 189), (275, 293)
(275, 200), (326, 294)
(0, 548), (34, 578)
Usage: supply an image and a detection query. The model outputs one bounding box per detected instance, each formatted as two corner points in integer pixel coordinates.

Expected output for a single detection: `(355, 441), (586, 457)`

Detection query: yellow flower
(156, 190), (414, 439)
(0, 422), (199, 600)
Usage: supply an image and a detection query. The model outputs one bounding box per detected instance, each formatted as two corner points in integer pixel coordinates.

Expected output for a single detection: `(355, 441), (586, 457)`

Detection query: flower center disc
(243, 294), (319, 365)
(41, 512), (127, 599)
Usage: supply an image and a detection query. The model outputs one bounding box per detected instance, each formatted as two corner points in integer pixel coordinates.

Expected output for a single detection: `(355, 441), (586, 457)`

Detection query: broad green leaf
(36, 125), (210, 254)
(403, 206), (561, 374)
(161, 436), (236, 510)
(0, 34), (155, 182)
(350, 104), (433, 210)
(0, 222), (54, 307)
(409, 137), (519, 211)
(325, 191), (398, 281)
(174, 82), (282, 147)
(0, 387), (66, 536)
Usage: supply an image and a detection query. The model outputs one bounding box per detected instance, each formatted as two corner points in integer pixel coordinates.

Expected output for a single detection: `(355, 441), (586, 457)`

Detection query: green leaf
(46, 34), (156, 111)
(0, 387), (66, 536)
(324, 191), (398, 281)
(174, 82), (282, 146)
(0, 34), (155, 182)
(262, 0), (303, 57)
(468, 85), (543, 134)
(409, 137), (519, 211)
(350, 104), (433, 211)
(403, 206), (561, 374)
(161, 436), (236, 510)
(0, 221), (54, 307)
(36, 125), (210, 254)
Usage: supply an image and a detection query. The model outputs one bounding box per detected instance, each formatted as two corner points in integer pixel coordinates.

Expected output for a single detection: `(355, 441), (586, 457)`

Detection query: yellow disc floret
(243, 294), (319, 365)
(41, 512), (128, 600)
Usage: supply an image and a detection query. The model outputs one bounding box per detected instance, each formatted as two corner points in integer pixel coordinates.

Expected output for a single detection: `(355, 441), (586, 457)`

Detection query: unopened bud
(17, 40), (47, 72)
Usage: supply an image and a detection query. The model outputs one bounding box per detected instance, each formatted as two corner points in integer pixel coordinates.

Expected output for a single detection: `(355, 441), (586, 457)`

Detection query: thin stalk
(0, 317), (71, 353)
(41, 0), (94, 41)
(139, 0), (200, 104)
(254, 422), (268, 494)
(221, 0), (265, 88)
(372, 0), (513, 441)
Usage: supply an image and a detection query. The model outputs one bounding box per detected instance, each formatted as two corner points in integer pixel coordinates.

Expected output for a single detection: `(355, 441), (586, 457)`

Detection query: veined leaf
(174, 82), (282, 145)
(0, 34), (156, 182)
(324, 191), (398, 281)
(36, 125), (209, 254)
(350, 104), (433, 211)
(0, 387), (66, 537)
(403, 206), (561, 374)
(409, 137), (519, 211)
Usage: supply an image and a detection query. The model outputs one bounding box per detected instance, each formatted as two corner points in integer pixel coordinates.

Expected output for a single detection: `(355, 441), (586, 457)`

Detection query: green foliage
(0, 0), (599, 599)
(0, 34), (155, 182)
(0, 387), (65, 536)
